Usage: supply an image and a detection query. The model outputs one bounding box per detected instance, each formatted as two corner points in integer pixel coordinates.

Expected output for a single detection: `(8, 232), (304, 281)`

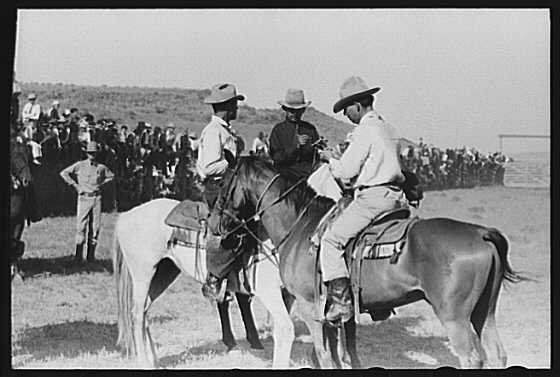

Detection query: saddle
(311, 200), (419, 323)
(164, 199), (209, 231)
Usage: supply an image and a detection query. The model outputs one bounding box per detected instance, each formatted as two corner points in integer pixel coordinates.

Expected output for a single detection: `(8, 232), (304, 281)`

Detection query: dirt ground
(11, 186), (550, 369)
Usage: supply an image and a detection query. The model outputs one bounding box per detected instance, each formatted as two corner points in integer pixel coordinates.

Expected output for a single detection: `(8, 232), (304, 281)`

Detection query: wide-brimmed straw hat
(333, 76), (381, 113)
(28, 93), (37, 100)
(278, 88), (311, 109)
(204, 83), (245, 104)
(84, 141), (99, 153)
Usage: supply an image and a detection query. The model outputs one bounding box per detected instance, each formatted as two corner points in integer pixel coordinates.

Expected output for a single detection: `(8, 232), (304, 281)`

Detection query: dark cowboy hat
(333, 76), (381, 113)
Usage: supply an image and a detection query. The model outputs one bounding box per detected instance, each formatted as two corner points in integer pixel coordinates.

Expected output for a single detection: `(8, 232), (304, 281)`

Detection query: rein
(214, 166), (313, 268)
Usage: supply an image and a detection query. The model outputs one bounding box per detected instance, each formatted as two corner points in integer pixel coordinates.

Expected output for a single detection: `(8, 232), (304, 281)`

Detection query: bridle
(212, 161), (316, 267)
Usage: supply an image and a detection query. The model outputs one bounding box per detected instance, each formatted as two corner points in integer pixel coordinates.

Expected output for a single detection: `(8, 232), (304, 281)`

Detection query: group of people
(399, 140), (510, 190)
(12, 75), (511, 325)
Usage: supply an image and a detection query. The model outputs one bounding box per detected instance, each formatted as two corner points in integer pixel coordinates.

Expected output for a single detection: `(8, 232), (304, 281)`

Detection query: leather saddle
(164, 200), (209, 231)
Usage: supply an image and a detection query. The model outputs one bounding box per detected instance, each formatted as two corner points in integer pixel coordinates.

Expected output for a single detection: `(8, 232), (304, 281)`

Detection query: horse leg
(254, 262), (294, 369)
(235, 293), (264, 350)
(478, 262), (507, 368)
(131, 270), (156, 368)
(343, 317), (361, 368)
(441, 319), (486, 369)
(217, 299), (237, 351)
(298, 302), (336, 369)
(144, 258), (182, 367)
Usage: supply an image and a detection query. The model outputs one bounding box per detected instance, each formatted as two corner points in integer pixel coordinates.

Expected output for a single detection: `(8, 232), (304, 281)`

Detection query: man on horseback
(317, 76), (406, 324)
(196, 83), (246, 302)
(269, 88), (320, 179)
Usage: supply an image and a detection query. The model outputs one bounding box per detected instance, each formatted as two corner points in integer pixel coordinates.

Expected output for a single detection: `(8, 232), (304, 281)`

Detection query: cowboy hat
(84, 141), (99, 153)
(278, 88), (311, 109)
(52, 100), (60, 105)
(28, 93), (37, 100)
(204, 83), (245, 104)
(333, 76), (381, 113)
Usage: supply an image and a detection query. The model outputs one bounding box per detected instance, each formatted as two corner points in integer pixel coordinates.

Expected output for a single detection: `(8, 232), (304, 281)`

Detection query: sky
(14, 9), (550, 153)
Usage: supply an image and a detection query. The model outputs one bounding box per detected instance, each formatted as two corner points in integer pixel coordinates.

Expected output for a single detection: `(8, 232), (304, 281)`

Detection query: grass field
(11, 186), (550, 369)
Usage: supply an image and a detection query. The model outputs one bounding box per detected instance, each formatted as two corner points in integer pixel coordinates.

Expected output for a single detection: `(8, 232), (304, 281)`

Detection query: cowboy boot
(74, 243), (84, 264)
(86, 242), (96, 263)
(324, 277), (353, 325)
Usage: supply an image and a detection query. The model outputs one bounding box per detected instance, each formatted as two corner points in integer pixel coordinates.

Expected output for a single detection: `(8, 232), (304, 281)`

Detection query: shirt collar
(359, 110), (377, 126)
(212, 115), (230, 128)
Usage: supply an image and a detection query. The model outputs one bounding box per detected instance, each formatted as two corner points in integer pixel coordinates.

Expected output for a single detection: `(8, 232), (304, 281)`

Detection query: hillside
(18, 82), (350, 146)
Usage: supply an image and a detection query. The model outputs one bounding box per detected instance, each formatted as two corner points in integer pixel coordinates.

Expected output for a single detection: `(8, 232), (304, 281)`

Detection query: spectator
(21, 93), (41, 140)
(251, 131), (269, 157)
(47, 100), (63, 122)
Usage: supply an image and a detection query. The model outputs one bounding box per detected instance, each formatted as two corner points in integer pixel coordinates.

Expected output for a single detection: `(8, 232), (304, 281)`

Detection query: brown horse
(207, 156), (527, 369)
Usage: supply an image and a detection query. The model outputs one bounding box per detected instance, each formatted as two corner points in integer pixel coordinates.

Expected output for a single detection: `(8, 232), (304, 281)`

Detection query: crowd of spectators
(398, 138), (512, 190)
(11, 89), (512, 215)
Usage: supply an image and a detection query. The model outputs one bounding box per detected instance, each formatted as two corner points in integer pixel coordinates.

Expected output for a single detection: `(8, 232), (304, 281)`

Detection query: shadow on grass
(12, 320), (118, 367)
(159, 316), (458, 369)
(17, 256), (113, 278)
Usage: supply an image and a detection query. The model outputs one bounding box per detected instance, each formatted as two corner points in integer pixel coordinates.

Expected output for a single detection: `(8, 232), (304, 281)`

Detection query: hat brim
(333, 87), (381, 113)
(278, 101), (311, 109)
(204, 94), (245, 104)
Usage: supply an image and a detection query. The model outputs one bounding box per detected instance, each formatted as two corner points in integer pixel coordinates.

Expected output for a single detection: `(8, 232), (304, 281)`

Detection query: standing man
(21, 93), (42, 141)
(47, 100), (63, 122)
(60, 141), (115, 264)
(317, 76), (406, 324)
(269, 88), (320, 179)
(196, 83), (244, 301)
(11, 77), (22, 130)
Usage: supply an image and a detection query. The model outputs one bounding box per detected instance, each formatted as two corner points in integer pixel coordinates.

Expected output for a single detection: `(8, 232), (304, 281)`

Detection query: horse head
(207, 156), (275, 239)
(10, 141), (32, 190)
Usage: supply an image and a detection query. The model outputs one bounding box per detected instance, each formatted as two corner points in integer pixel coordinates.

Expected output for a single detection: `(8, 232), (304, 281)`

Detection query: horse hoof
(225, 342), (238, 352)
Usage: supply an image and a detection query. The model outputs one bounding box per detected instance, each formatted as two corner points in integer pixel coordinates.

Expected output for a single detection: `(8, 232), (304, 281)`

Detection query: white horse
(112, 198), (295, 368)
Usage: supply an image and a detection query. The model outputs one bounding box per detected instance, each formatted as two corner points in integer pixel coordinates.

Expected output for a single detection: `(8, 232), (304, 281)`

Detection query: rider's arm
(328, 125), (370, 181)
(198, 126), (229, 177)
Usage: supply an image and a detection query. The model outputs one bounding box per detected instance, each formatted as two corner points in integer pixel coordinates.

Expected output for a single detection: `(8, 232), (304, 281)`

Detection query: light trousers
(320, 186), (406, 281)
(75, 195), (102, 245)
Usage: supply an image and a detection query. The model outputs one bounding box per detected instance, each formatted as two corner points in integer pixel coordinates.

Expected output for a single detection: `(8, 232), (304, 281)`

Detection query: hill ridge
(19, 82), (350, 145)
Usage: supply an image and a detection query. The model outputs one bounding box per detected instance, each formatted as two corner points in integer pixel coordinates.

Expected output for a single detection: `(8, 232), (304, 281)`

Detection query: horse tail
(483, 228), (531, 285)
(113, 221), (135, 357)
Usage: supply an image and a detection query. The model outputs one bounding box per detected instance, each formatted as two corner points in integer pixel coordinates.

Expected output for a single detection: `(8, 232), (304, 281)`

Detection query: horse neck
(246, 173), (314, 247)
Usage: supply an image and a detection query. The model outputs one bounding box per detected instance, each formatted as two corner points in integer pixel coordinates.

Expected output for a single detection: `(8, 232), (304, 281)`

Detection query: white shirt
(196, 115), (237, 179)
(329, 110), (404, 188)
(22, 102), (41, 122)
(251, 137), (268, 154)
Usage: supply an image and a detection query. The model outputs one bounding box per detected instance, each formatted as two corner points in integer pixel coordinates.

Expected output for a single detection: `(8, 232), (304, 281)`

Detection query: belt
(357, 183), (401, 192)
(203, 176), (223, 183)
(79, 191), (101, 197)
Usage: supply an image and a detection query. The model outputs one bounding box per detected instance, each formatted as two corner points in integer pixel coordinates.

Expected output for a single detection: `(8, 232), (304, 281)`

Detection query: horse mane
(238, 156), (334, 214)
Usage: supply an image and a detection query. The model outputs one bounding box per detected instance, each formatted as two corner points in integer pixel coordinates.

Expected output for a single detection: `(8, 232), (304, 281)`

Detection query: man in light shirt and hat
(317, 76), (406, 324)
(269, 88), (320, 179)
(60, 141), (115, 264)
(196, 83), (245, 302)
(21, 93), (41, 140)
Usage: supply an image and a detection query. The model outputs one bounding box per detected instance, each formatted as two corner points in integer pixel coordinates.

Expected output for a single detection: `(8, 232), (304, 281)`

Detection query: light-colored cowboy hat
(28, 93), (37, 100)
(333, 76), (381, 113)
(84, 141), (99, 153)
(52, 100), (60, 105)
(278, 88), (311, 109)
(204, 83), (245, 104)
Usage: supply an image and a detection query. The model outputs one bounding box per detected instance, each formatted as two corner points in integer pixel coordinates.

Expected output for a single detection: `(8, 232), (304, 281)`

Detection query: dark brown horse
(207, 156), (527, 369)
(10, 140), (34, 280)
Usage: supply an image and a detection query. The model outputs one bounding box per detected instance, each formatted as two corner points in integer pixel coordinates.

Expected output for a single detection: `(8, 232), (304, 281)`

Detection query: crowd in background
(11, 89), (511, 215)
(398, 138), (512, 190)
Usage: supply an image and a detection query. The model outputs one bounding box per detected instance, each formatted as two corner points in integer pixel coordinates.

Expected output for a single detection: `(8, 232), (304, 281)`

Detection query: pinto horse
(112, 198), (294, 368)
(10, 140), (33, 280)
(207, 156), (527, 369)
